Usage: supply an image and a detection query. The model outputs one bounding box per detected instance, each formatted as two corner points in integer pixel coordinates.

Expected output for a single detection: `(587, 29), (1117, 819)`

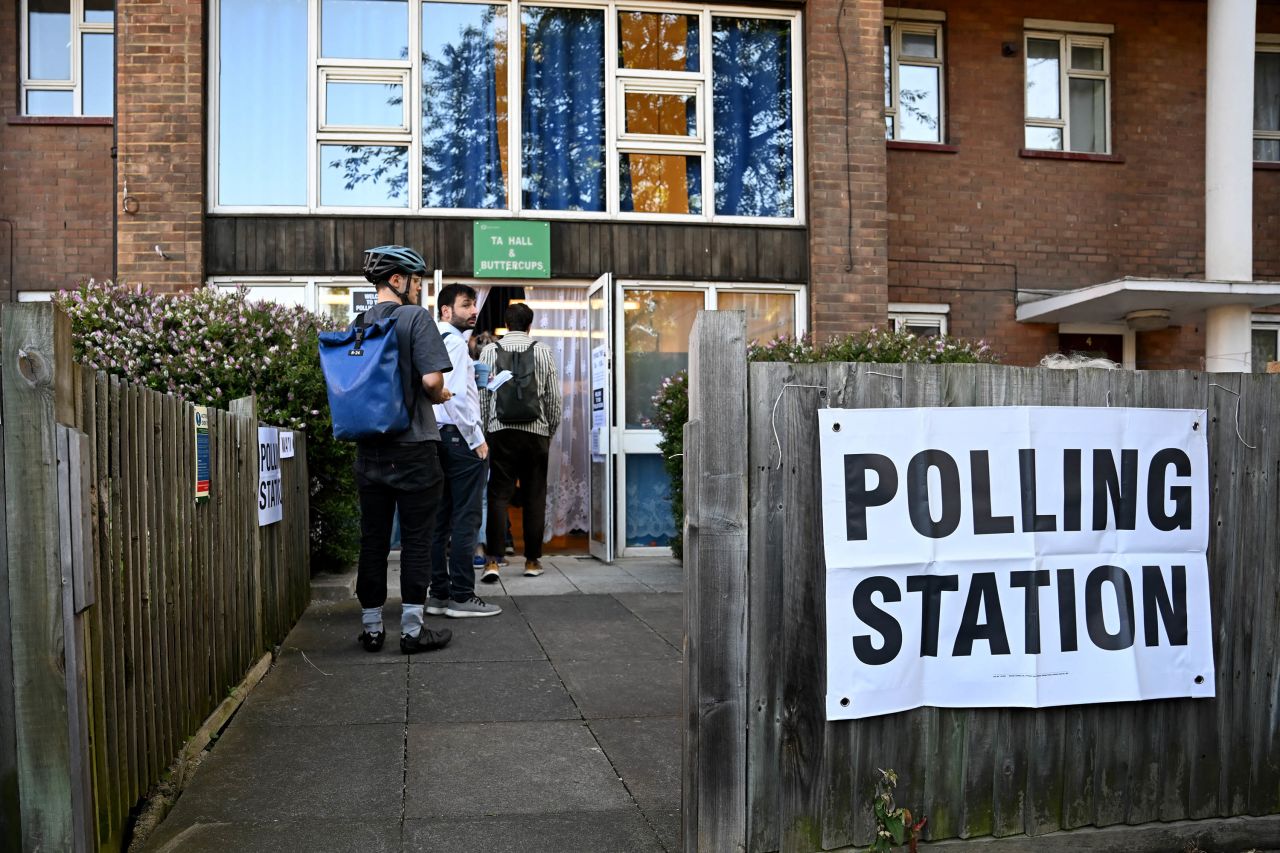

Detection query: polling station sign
(257, 427), (283, 527)
(820, 406), (1213, 720)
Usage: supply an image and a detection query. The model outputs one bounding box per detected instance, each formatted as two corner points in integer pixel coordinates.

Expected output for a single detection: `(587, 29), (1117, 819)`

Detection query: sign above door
(474, 220), (551, 279)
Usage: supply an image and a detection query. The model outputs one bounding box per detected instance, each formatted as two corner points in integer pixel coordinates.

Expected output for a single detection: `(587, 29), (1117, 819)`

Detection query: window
(1258, 39), (1280, 162)
(211, 0), (803, 222)
(21, 0), (114, 117)
(1252, 318), (1280, 372)
(1024, 22), (1111, 153)
(883, 11), (944, 143)
(889, 303), (948, 337)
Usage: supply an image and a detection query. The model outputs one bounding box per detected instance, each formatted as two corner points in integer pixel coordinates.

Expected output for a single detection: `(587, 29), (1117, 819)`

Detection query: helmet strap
(387, 274), (413, 305)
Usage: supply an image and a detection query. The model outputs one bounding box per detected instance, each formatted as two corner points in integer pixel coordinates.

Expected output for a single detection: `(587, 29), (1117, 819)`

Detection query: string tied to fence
(1208, 379), (1257, 450)
(771, 383), (830, 470)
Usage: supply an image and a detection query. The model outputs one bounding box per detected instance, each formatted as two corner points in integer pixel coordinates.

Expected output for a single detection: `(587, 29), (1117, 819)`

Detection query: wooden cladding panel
(206, 216), (808, 283)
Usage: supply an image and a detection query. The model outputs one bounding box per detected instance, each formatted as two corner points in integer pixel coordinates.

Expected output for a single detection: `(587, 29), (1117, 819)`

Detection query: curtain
(527, 287), (591, 539)
(1257, 52), (1280, 161)
(521, 7), (606, 212)
(712, 17), (794, 217)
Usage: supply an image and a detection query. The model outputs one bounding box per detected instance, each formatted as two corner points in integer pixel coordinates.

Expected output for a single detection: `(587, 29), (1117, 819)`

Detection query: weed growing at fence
(870, 768), (926, 853)
(55, 281), (359, 572)
(653, 329), (998, 557)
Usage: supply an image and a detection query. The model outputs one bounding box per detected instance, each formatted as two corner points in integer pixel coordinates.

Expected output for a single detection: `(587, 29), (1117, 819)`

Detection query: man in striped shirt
(478, 302), (562, 581)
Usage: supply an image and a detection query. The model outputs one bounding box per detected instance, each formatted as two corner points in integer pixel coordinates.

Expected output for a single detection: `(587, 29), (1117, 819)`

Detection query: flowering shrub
(55, 281), (358, 573)
(654, 329), (999, 558)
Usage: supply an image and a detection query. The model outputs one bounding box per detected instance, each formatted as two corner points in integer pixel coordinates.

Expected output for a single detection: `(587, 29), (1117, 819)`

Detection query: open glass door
(588, 273), (615, 561)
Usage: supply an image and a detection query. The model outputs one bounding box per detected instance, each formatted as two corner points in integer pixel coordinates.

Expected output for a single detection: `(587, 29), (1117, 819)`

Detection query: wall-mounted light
(1002, 42), (1019, 57)
(1124, 309), (1171, 332)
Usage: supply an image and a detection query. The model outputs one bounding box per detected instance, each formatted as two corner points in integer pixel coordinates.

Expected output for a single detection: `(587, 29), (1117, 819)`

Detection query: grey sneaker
(425, 596), (449, 616)
(446, 596), (503, 618)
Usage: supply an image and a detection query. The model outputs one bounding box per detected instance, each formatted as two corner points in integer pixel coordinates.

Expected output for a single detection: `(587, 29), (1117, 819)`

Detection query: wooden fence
(683, 311), (1280, 853)
(0, 303), (312, 852)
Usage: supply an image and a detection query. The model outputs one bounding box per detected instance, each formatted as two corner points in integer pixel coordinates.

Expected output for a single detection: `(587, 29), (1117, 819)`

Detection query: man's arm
(438, 332), (486, 452)
(538, 344), (562, 436)
(422, 371), (451, 404)
(478, 344), (497, 431)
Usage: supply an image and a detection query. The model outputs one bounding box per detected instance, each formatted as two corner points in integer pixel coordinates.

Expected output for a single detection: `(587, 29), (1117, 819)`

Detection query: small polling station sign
(279, 430), (295, 459)
(820, 406), (1212, 720)
(257, 426), (283, 526)
(194, 406), (210, 499)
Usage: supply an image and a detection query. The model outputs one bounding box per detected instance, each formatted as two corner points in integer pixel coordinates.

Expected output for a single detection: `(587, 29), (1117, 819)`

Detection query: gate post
(683, 310), (749, 853)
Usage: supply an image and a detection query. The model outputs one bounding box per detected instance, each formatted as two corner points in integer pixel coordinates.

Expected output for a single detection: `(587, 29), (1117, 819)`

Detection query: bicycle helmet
(362, 245), (428, 285)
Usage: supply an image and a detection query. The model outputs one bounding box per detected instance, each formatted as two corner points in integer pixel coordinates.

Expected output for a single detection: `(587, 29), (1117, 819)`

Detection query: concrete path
(141, 556), (683, 853)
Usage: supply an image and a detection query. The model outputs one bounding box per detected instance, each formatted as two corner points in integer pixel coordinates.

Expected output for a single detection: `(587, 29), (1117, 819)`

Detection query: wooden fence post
(229, 395), (263, 655)
(683, 310), (749, 853)
(0, 306), (18, 851)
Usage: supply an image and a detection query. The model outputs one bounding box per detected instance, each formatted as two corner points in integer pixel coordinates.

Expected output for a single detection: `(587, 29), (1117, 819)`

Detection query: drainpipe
(1204, 0), (1256, 372)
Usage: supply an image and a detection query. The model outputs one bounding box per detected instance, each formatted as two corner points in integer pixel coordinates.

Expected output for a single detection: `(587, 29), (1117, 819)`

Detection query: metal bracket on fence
(771, 383), (830, 470)
(1209, 380), (1257, 450)
(864, 370), (904, 381)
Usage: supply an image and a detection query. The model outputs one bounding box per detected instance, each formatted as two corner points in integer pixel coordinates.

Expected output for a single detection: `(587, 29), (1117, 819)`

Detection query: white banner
(257, 427), (283, 527)
(820, 406), (1213, 720)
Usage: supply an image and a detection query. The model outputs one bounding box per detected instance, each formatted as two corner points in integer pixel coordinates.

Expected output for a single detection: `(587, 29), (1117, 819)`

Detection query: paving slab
(143, 819), (400, 853)
(404, 720), (631, 819)
(280, 600), (409, 667)
(613, 592), (684, 649)
(237, 657), (407, 727)
(558, 658), (682, 719)
(158, 723), (404, 825)
(589, 717), (682, 812)
(647, 808), (682, 853)
(493, 567), (579, 596)
(404, 809), (665, 852)
(515, 595), (678, 663)
(408, 660), (579, 723)
(416, 597), (548, 663)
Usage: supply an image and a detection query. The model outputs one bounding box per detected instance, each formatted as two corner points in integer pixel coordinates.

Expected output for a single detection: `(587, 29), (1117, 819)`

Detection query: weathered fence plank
(0, 307), (18, 852)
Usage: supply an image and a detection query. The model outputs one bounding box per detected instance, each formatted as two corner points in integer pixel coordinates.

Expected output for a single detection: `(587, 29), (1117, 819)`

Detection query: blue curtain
(422, 5), (506, 209)
(522, 7), (605, 212)
(712, 17), (795, 218)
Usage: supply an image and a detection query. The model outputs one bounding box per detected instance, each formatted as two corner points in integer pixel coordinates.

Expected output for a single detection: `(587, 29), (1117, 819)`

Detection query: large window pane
(26, 89), (72, 115)
(219, 0), (308, 205)
(1252, 329), (1278, 372)
(1026, 38), (1061, 120)
(618, 12), (699, 72)
(619, 153), (702, 214)
(28, 0), (71, 80)
(321, 144), (410, 206)
(1256, 52), (1280, 132)
(623, 289), (701, 428)
(521, 6), (605, 212)
(1068, 77), (1106, 152)
(422, 3), (509, 209)
(625, 454), (676, 546)
(624, 91), (696, 137)
(83, 0), (112, 24)
(1025, 125), (1063, 150)
(712, 16), (794, 218)
(321, 0), (408, 60)
(81, 33), (113, 116)
(326, 80), (404, 127)
(717, 291), (795, 344)
(1257, 139), (1280, 161)
(898, 64), (940, 142)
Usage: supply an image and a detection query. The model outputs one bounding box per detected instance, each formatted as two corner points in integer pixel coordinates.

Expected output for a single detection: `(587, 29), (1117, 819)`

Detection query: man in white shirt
(426, 284), (502, 618)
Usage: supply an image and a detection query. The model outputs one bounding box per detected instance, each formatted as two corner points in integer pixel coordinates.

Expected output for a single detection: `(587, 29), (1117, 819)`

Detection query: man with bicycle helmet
(353, 245), (456, 655)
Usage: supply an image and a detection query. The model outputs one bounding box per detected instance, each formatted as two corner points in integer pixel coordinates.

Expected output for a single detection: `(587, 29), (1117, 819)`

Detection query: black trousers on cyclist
(355, 442), (444, 608)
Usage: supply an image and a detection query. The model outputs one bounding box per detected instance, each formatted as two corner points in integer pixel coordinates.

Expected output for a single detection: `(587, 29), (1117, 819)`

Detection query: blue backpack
(318, 313), (409, 440)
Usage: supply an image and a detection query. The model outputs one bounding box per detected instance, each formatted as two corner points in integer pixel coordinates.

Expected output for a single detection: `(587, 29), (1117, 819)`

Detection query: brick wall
(0, 3), (114, 296)
(806, 0), (889, 339)
(879, 0), (1280, 367)
(115, 0), (204, 293)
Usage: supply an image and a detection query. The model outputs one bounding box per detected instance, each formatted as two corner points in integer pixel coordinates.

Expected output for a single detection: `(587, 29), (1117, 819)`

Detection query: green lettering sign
(473, 221), (551, 279)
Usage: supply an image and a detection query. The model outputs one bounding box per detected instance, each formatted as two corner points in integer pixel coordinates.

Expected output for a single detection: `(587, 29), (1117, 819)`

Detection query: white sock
(402, 604), (425, 637)
(362, 607), (384, 635)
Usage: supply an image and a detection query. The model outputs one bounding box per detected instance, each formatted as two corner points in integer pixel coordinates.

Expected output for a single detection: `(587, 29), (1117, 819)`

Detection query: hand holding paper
(486, 370), (513, 392)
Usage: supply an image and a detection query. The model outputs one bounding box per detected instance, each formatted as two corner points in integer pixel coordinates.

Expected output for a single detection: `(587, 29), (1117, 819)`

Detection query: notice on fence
(194, 406), (210, 499)
(820, 406), (1213, 720)
(257, 426), (283, 526)
(279, 430), (295, 459)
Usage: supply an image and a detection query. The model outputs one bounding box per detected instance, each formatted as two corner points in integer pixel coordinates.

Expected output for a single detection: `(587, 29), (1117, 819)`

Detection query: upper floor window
(1258, 39), (1280, 162)
(21, 0), (114, 117)
(1024, 21), (1112, 154)
(212, 0), (803, 223)
(884, 10), (944, 143)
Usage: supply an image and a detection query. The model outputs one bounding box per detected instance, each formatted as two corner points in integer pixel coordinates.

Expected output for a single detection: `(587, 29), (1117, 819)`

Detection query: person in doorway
(353, 245), (456, 655)
(478, 302), (561, 581)
(427, 284), (501, 618)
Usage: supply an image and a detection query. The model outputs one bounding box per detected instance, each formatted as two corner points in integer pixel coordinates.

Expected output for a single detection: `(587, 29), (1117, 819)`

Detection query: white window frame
(889, 302), (949, 336)
(209, 0), (805, 225)
(1251, 314), (1280, 371)
(1023, 24), (1112, 154)
(20, 0), (113, 117)
(318, 68), (412, 133)
(883, 10), (945, 143)
(1057, 322), (1135, 370)
(1257, 37), (1280, 162)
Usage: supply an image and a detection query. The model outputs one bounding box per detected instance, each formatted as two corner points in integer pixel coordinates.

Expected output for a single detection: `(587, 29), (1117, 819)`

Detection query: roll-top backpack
(317, 314), (409, 440)
(494, 342), (542, 424)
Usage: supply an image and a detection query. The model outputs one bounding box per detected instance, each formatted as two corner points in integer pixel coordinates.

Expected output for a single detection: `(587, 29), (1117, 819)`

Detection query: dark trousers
(355, 443), (443, 609)
(429, 425), (487, 602)
(486, 429), (551, 561)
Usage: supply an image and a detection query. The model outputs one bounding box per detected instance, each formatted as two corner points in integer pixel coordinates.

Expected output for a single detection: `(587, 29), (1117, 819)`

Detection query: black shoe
(400, 627), (452, 654)
(358, 630), (385, 653)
